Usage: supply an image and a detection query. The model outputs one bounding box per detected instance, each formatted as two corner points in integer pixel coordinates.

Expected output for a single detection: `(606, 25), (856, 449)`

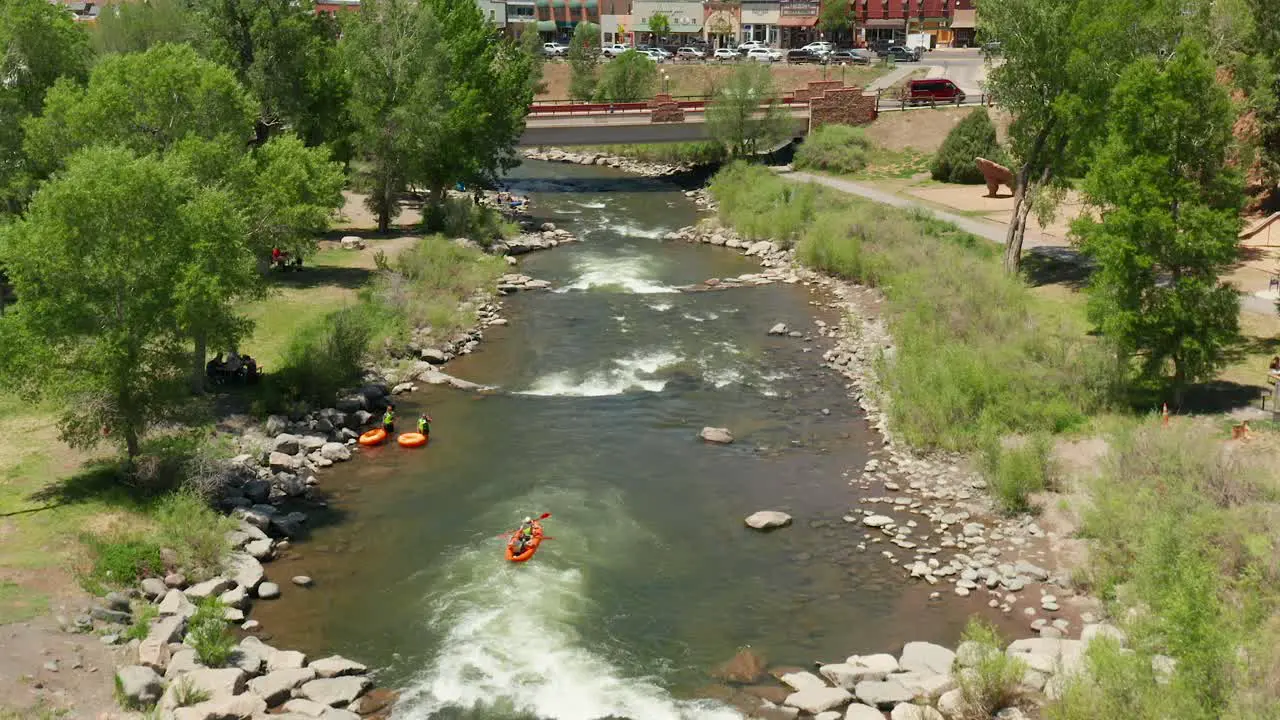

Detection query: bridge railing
(525, 92), (991, 117)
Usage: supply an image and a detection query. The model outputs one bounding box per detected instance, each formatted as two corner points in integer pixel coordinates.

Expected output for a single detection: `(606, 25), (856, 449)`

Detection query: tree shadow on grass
(1021, 245), (1094, 289)
(15, 459), (144, 516)
(265, 265), (374, 292)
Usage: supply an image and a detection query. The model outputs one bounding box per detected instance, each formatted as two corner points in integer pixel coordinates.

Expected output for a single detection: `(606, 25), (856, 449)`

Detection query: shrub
(169, 676), (211, 708)
(122, 603), (158, 642)
(267, 304), (377, 408)
(710, 162), (820, 248)
(437, 196), (518, 248)
(980, 433), (1054, 515)
(956, 619), (1028, 719)
(794, 125), (873, 174)
(187, 597), (235, 667)
(153, 489), (234, 582)
(373, 234), (504, 337)
(80, 534), (163, 594)
(930, 108), (1006, 184)
(594, 50), (657, 102)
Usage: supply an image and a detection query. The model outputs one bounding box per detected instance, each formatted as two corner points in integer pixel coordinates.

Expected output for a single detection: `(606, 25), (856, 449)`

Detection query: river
(251, 160), (989, 719)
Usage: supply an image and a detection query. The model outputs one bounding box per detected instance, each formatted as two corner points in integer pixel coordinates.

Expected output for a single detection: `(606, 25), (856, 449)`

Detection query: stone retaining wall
(810, 87), (879, 129)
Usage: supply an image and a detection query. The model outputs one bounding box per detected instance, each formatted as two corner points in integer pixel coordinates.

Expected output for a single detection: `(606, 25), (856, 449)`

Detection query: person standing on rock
(382, 405), (395, 434)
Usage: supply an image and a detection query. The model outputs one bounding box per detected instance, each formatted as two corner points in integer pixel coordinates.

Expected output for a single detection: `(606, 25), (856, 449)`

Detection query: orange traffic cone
(1162, 403), (1170, 427)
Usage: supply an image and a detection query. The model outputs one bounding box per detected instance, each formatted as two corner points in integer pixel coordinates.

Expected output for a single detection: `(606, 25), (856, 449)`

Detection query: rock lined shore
(523, 147), (696, 177)
(712, 623), (1157, 720)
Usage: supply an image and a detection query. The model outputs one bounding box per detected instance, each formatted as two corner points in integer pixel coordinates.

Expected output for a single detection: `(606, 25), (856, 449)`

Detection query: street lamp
(661, 70), (669, 94)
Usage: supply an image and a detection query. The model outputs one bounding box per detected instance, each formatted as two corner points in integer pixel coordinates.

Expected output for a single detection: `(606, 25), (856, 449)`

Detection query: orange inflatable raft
(397, 432), (428, 448)
(358, 428), (387, 446)
(505, 528), (543, 563)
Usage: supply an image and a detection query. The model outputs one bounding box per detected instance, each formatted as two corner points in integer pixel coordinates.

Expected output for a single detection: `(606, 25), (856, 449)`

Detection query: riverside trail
(249, 160), (995, 720)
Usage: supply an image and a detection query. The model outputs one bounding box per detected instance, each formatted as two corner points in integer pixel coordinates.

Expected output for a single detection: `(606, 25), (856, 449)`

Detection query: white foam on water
(681, 313), (705, 323)
(575, 201), (607, 209)
(394, 500), (742, 720)
(607, 222), (667, 240)
(553, 209), (583, 215)
(517, 351), (681, 397)
(648, 302), (673, 312)
(557, 252), (677, 295)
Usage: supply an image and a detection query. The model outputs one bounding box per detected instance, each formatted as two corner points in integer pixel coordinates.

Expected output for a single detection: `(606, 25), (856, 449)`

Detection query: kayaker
(382, 405), (395, 434)
(512, 517), (537, 554)
(417, 412), (431, 435)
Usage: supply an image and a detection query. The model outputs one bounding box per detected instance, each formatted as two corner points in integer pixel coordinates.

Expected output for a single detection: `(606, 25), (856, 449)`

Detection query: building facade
(739, 0), (779, 46)
(630, 0), (705, 44)
(853, 0), (955, 47)
(702, 2), (741, 47)
(778, 0), (818, 48)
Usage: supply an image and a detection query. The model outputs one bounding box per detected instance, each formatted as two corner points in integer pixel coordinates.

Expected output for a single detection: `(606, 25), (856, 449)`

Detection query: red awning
(777, 15), (817, 26)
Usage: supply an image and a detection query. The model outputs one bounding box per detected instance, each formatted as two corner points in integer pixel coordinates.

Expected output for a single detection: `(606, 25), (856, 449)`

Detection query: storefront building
(777, 0), (818, 48)
(702, 2), (741, 47)
(854, 0), (953, 46)
(630, 0), (705, 44)
(535, 0), (600, 42)
(739, 1), (779, 46)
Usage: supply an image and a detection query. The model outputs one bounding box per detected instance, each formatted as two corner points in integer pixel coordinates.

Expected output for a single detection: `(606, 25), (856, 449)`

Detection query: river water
(252, 161), (988, 719)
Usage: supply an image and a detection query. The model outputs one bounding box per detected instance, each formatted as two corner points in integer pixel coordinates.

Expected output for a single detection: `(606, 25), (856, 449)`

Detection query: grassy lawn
(538, 60), (890, 100)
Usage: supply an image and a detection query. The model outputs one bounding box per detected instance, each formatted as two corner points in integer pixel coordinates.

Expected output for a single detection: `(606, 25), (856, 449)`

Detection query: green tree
(930, 107), (1006, 184)
(818, 0), (853, 36)
(568, 21), (601, 101)
(519, 21), (548, 96)
(0, 147), (248, 459)
(980, 0), (1187, 272)
(595, 50), (657, 102)
(90, 0), (196, 56)
(1245, 0), (1280, 196)
(647, 12), (670, 43)
(24, 43), (344, 392)
(706, 63), (793, 157)
(0, 0), (90, 214)
(183, 0), (352, 153)
(1072, 40), (1243, 403)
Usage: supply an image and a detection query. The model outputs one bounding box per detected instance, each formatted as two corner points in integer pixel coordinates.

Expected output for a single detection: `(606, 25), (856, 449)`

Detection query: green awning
(536, 20), (557, 30)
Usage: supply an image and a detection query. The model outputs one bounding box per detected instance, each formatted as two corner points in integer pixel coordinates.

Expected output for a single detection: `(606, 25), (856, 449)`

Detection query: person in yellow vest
(417, 412), (432, 435)
(382, 405), (395, 434)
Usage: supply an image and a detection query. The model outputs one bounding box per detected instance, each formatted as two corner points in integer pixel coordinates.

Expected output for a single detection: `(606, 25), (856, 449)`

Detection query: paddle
(497, 512), (551, 538)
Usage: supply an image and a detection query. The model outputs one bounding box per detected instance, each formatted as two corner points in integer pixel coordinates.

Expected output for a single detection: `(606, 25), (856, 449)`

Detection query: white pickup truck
(601, 43), (632, 58)
(542, 42), (568, 57)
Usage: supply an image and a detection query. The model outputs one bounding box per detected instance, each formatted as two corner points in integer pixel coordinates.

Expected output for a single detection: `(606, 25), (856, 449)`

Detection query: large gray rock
(820, 661), (893, 689)
(895, 672), (956, 699)
(115, 665), (164, 707)
(172, 693), (267, 720)
(229, 637), (266, 676)
(744, 511), (792, 531)
(319, 443), (351, 462)
(845, 653), (900, 677)
(268, 451), (300, 471)
(267, 649), (308, 672)
(1014, 561), (1050, 581)
(244, 538), (273, 560)
(265, 415), (290, 435)
(184, 577), (234, 600)
(780, 671), (828, 693)
(308, 655), (367, 679)
(283, 698), (332, 716)
(862, 515), (894, 528)
(138, 615), (185, 670)
(140, 577), (168, 600)
(900, 642), (956, 675)
(227, 552), (264, 592)
(163, 648), (204, 680)
(248, 667), (318, 706)
(699, 427), (734, 444)
(170, 667), (247, 700)
(786, 687), (853, 714)
(890, 704), (944, 720)
(936, 688), (965, 717)
(298, 435), (326, 452)
(158, 589), (196, 618)
(297, 676), (371, 707)
(845, 704), (884, 720)
(768, 323), (789, 336)
(854, 680), (913, 709)
(272, 434), (301, 455)
(257, 581), (281, 599)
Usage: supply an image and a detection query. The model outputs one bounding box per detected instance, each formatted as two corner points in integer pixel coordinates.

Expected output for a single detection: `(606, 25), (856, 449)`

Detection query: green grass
(856, 146), (933, 179)
(712, 162), (1109, 451)
(980, 433), (1055, 515)
(0, 580), (50, 624)
(122, 603), (158, 642)
(78, 534), (164, 595)
(187, 596), (235, 667)
(956, 618), (1029, 719)
(794, 125), (872, 175)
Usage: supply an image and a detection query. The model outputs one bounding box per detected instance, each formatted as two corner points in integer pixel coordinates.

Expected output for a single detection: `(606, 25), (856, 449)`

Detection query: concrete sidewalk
(865, 66), (918, 92)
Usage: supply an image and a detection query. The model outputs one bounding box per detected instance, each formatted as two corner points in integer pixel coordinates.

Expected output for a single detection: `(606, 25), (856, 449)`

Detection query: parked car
(640, 49), (665, 62)
(601, 43), (631, 58)
(902, 78), (967, 105)
(746, 47), (775, 63)
(786, 49), (821, 64)
(867, 38), (892, 55)
(800, 41), (833, 56)
(737, 40), (767, 54)
(712, 47), (739, 61)
(651, 47), (672, 60)
(542, 42), (568, 57)
(825, 49), (871, 65)
(884, 45), (917, 61)
(676, 46), (705, 60)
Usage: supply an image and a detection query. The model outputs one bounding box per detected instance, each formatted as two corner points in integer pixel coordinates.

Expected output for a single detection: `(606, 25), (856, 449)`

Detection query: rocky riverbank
(522, 147), (697, 178)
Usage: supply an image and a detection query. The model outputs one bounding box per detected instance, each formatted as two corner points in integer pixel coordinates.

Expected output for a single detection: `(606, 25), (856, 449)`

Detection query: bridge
(518, 91), (992, 147)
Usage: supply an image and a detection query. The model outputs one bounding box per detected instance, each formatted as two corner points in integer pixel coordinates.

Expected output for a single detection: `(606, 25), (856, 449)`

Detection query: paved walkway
(865, 66), (918, 92)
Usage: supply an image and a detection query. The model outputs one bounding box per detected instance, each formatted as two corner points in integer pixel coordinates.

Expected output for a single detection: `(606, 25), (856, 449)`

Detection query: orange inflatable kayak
(397, 432), (428, 448)
(506, 528), (543, 563)
(358, 428), (387, 446)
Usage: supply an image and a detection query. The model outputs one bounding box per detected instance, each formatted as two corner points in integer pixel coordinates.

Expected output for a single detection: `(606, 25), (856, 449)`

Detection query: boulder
(890, 704), (944, 720)
(245, 538), (273, 561)
(248, 667), (318, 706)
(158, 589), (196, 618)
(265, 415), (290, 436)
(712, 647), (766, 684)
(844, 654), (900, 678)
(699, 427), (734, 444)
(115, 665), (164, 708)
(227, 552), (264, 592)
(164, 572), (187, 589)
(895, 672), (956, 699)
(900, 642), (956, 675)
(854, 680), (913, 709)
(785, 687), (853, 714)
(820, 662), (891, 689)
(936, 688), (965, 717)
(862, 515), (894, 528)
(340, 236), (365, 250)
(162, 668), (247, 709)
(768, 323), (789, 336)
(309, 655), (367, 679)
(320, 443), (351, 462)
(91, 606), (131, 624)
(257, 582), (281, 599)
(184, 577), (234, 600)
(172, 693), (266, 720)
(272, 434), (301, 455)
(283, 698), (337, 716)
(420, 348), (448, 364)
(140, 577), (168, 600)
(138, 615), (185, 670)
(780, 671), (828, 693)
(744, 511), (792, 531)
(297, 676), (371, 707)
(163, 648), (204, 680)
(268, 452), (300, 472)
(844, 704), (885, 720)
(267, 649), (308, 672)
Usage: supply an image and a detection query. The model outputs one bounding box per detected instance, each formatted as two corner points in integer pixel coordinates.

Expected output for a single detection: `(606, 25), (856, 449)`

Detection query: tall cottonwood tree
(1072, 40), (1244, 402)
(568, 22), (601, 101)
(707, 63), (792, 156)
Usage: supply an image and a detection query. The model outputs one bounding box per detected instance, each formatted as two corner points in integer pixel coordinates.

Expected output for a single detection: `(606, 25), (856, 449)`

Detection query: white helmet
(524, 516), (532, 523)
